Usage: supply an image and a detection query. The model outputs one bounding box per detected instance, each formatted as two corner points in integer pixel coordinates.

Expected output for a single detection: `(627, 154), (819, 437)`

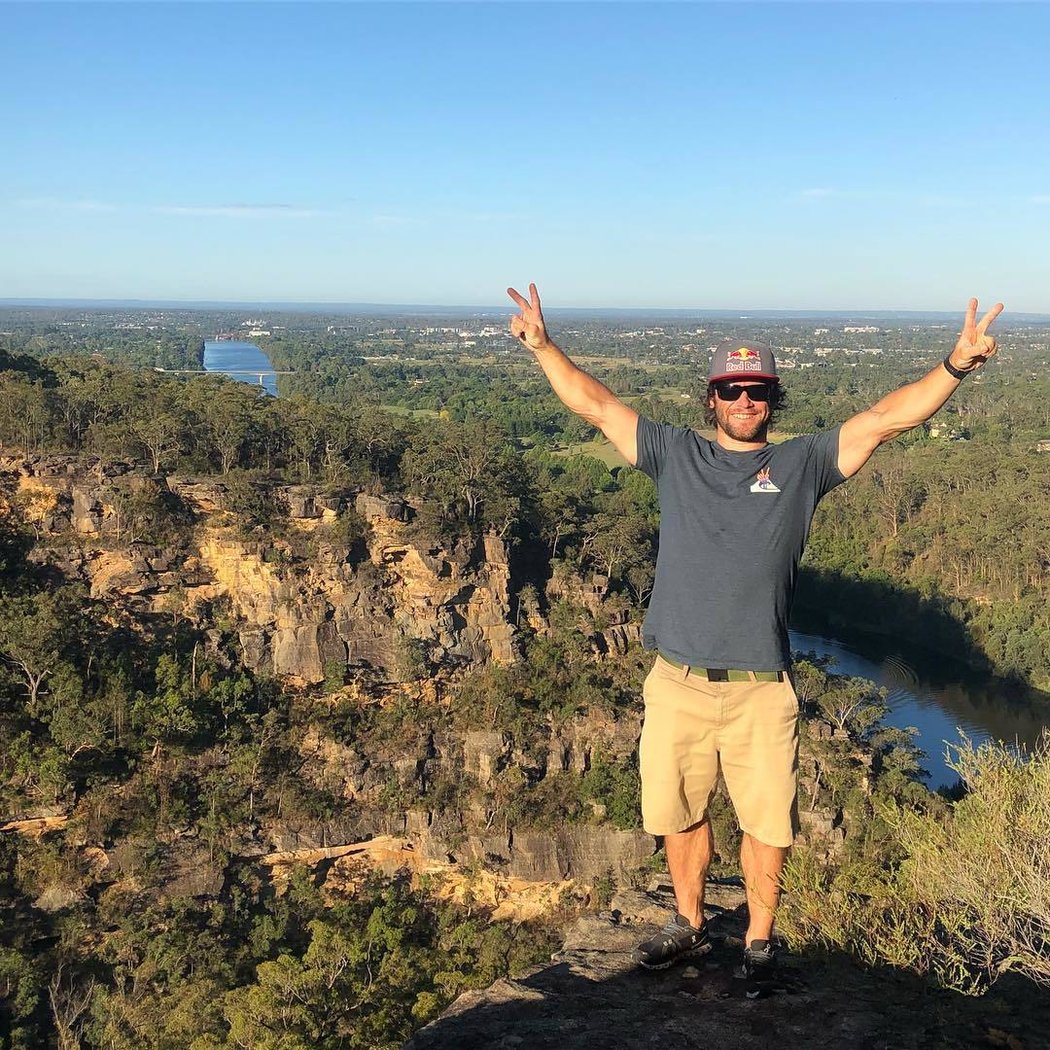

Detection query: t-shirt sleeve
(635, 415), (680, 481)
(806, 424), (847, 500)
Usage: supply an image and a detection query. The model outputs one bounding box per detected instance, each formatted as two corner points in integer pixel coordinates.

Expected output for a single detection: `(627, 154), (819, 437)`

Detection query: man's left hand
(950, 298), (1004, 371)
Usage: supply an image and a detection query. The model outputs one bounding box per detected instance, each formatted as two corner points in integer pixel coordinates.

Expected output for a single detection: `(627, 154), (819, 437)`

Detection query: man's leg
(665, 817), (713, 929)
(719, 678), (799, 942)
(634, 657), (719, 968)
(740, 832), (787, 943)
(633, 817), (714, 969)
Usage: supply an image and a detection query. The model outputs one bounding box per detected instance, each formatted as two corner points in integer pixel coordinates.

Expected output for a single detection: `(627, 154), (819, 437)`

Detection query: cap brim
(708, 372), (779, 383)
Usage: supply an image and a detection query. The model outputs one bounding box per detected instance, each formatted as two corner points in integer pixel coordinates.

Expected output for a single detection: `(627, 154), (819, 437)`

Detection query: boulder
(272, 621), (347, 682)
(284, 487), (322, 519)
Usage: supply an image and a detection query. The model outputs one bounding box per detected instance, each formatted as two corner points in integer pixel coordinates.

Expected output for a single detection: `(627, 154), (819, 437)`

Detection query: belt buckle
(706, 668), (729, 682)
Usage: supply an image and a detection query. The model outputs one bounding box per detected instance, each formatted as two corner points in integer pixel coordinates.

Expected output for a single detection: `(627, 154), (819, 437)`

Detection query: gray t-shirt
(636, 417), (846, 670)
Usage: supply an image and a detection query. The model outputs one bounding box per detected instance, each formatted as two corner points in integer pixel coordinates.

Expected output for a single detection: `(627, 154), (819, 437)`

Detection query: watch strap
(943, 355), (974, 380)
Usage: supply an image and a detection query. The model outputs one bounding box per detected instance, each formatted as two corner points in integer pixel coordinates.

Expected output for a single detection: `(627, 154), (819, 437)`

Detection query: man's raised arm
(837, 298), (1004, 479)
(507, 283), (639, 466)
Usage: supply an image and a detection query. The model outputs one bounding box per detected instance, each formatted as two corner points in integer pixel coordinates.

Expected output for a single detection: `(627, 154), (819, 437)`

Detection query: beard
(713, 401), (769, 443)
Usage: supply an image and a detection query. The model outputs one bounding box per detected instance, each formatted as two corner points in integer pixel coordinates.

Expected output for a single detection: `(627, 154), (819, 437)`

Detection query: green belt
(658, 653), (784, 683)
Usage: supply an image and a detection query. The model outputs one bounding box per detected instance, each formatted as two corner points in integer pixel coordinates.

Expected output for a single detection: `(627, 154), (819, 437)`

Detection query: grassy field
(551, 437), (630, 469)
(573, 354), (669, 371)
(379, 404), (443, 419)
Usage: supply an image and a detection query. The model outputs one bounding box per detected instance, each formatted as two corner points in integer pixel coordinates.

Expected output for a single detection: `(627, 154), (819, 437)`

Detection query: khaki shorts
(639, 654), (800, 848)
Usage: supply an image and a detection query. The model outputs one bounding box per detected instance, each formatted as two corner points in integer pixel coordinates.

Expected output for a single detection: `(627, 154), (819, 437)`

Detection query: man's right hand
(507, 282), (552, 351)
(506, 281), (639, 465)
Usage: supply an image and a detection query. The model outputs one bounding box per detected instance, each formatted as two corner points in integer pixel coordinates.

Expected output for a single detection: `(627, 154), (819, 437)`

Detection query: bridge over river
(155, 367), (296, 378)
(199, 339), (288, 395)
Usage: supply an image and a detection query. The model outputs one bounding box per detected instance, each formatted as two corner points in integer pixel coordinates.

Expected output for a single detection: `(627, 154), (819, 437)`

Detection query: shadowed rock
(406, 880), (1050, 1050)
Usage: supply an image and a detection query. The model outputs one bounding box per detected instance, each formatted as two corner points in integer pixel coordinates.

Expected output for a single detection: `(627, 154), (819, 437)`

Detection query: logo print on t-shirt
(750, 468), (781, 493)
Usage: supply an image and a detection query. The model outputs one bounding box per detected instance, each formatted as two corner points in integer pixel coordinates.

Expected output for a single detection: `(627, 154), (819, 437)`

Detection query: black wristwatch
(942, 355), (975, 380)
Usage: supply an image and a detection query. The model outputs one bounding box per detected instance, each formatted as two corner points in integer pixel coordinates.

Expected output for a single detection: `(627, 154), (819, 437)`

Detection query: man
(507, 282), (1002, 996)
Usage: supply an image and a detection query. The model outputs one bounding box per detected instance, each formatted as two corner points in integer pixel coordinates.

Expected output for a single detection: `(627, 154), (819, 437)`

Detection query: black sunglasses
(713, 381), (775, 403)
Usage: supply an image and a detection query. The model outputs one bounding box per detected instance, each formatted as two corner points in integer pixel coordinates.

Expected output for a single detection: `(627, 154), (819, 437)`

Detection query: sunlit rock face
(178, 487), (517, 683)
(3, 455), (517, 684)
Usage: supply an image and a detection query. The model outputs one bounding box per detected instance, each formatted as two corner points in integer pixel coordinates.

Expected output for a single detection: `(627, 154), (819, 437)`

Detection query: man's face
(709, 381), (773, 443)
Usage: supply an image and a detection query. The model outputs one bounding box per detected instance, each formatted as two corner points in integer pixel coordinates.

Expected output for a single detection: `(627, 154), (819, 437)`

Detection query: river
(203, 340), (278, 396)
(790, 629), (1046, 788)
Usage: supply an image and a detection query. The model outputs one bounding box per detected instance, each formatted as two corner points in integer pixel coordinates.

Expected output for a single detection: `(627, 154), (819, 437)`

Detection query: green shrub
(780, 733), (1050, 993)
(579, 753), (640, 830)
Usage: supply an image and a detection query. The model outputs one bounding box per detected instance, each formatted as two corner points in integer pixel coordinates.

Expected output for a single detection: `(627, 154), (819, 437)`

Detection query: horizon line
(2, 296), (1048, 321)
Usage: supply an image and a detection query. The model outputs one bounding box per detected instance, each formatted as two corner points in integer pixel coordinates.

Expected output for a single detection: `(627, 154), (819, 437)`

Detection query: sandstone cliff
(4, 454), (517, 684)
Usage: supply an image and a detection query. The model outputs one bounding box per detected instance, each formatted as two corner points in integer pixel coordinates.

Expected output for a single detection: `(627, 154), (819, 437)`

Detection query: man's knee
(665, 816), (711, 838)
(663, 818), (715, 864)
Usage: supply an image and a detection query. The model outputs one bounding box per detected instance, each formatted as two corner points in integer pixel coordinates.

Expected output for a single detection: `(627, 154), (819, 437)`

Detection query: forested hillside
(2, 310), (1048, 1046)
(4, 308), (1050, 686)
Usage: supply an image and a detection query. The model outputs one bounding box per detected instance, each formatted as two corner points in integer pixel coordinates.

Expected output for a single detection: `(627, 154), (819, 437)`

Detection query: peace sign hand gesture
(507, 282), (553, 352)
(951, 298), (1004, 371)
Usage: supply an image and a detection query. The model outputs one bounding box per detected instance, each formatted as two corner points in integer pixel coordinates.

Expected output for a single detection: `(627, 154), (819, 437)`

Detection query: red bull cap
(707, 338), (779, 383)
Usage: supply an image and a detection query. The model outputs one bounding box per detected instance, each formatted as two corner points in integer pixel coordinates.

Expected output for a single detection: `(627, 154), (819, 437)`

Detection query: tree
(0, 947), (44, 1047)
(131, 406), (184, 475)
(131, 654), (211, 750)
(0, 588), (81, 711)
(0, 376), (54, 455)
(352, 402), (404, 481)
(817, 675), (887, 740)
(105, 478), (179, 544)
(403, 420), (530, 534)
(201, 386), (258, 475)
(283, 402), (325, 479)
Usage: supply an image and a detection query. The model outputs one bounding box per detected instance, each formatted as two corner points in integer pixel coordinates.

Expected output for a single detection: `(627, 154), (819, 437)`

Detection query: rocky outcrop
(407, 878), (1047, 1050)
(543, 566), (643, 656)
(294, 709), (656, 884)
(287, 701), (851, 883)
(491, 825), (655, 883)
(256, 834), (581, 923)
(546, 566), (610, 614)
(463, 730), (513, 787)
(546, 709), (640, 777)
(2, 455), (519, 684)
(191, 520), (516, 684)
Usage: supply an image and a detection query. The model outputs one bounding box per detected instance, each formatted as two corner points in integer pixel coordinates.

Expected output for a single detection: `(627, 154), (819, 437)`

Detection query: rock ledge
(406, 879), (1047, 1049)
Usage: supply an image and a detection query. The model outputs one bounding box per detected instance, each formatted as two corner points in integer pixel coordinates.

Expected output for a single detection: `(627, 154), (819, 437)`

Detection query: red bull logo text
(726, 346), (763, 372)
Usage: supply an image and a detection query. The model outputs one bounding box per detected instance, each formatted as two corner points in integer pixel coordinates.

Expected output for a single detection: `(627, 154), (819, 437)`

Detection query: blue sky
(2, 1), (1049, 311)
